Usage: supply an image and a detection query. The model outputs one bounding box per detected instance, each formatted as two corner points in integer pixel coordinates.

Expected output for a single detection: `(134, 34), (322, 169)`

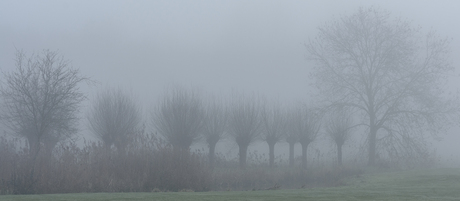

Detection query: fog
(1, 0), (460, 166)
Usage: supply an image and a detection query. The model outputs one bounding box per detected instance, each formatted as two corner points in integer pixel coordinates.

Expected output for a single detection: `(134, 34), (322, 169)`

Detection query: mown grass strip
(1, 168), (459, 201)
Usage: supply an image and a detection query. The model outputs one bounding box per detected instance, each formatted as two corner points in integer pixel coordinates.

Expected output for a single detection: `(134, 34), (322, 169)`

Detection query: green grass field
(1, 168), (459, 201)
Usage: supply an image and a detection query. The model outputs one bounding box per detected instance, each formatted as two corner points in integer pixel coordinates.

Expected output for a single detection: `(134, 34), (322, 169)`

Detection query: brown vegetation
(0, 134), (210, 194)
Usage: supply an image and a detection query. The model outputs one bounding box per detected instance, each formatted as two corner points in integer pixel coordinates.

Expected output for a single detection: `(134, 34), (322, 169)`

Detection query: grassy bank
(1, 168), (459, 201)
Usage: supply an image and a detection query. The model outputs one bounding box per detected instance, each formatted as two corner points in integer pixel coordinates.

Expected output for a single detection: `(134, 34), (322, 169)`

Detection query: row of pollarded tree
(87, 85), (356, 169)
(149, 87), (355, 169)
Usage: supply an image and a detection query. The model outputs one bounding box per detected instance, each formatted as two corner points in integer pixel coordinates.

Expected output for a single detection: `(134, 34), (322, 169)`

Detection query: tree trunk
(43, 134), (60, 158)
(289, 141), (295, 167)
(368, 127), (377, 166)
(301, 143), (308, 169)
(268, 141), (276, 168)
(208, 142), (217, 169)
(238, 144), (248, 169)
(337, 143), (343, 166)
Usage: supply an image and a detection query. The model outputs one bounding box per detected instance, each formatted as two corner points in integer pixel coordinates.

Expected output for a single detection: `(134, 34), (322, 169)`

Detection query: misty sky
(1, 0), (460, 161)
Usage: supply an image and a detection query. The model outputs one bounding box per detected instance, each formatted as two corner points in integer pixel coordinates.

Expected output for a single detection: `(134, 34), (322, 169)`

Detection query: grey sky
(2, 0), (458, 104)
(1, 0), (460, 162)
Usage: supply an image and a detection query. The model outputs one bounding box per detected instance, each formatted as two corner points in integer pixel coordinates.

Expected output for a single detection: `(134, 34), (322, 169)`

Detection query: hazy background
(1, 0), (459, 165)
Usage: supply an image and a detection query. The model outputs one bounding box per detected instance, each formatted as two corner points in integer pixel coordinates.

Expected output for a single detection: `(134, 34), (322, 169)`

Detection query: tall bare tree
(261, 102), (285, 168)
(228, 93), (261, 169)
(291, 105), (321, 169)
(325, 108), (353, 166)
(306, 7), (457, 166)
(152, 87), (204, 150)
(202, 96), (227, 169)
(87, 88), (141, 154)
(0, 50), (87, 157)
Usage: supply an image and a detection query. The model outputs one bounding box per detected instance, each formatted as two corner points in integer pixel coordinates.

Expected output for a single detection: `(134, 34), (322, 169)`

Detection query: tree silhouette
(291, 105), (321, 169)
(306, 7), (457, 166)
(261, 102), (285, 168)
(152, 87), (204, 150)
(228, 93), (261, 169)
(202, 96), (227, 169)
(87, 88), (141, 154)
(1, 50), (87, 157)
(325, 108), (353, 166)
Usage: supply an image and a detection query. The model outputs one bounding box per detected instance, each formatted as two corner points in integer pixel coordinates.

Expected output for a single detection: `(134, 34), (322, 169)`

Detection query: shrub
(0, 133), (211, 194)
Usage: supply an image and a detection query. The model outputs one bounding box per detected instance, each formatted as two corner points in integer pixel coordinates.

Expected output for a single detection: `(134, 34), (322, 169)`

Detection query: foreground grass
(1, 168), (459, 201)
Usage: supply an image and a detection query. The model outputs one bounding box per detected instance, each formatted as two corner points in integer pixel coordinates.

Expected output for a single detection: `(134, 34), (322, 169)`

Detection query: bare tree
(261, 102), (285, 168)
(325, 108), (353, 166)
(291, 105), (321, 169)
(306, 7), (457, 166)
(152, 87), (204, 150)
(285, 129), (297, 168)
(87, 88), (141, 154)
(202, 96), (227, 168)
(285, 107), (299, 167)
(0, 50), (87, 157)
(228, 93), (261, 169)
